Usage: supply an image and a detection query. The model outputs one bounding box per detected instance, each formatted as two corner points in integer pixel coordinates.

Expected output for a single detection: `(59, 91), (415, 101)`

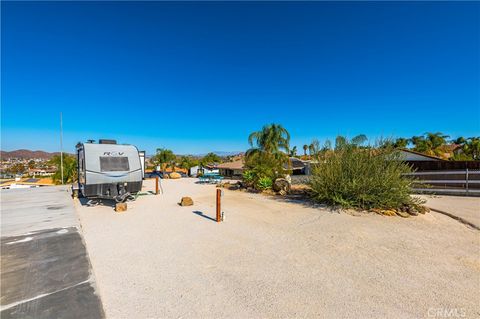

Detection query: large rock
(180, 197), (193, 206)
(115, 202), (127, 212)
(169, 172), (181, 179)
(273, 178), (291, 193)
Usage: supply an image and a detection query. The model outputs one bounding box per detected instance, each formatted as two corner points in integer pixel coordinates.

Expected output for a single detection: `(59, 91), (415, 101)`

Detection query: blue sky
(2, 2), (479, 155)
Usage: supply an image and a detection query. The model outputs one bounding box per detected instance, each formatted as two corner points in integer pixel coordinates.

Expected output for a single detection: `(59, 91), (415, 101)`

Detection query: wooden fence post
(156, 176), (159, 195)
(216, 189), (221, 222)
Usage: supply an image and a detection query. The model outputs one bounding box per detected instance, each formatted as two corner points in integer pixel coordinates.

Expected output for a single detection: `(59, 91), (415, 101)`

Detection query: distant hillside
(0, 149), (62, 160)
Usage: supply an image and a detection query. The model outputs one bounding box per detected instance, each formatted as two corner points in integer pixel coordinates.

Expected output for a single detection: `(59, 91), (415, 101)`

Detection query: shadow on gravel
(192, 210), (217, 222)
(78, 197), (116, 208)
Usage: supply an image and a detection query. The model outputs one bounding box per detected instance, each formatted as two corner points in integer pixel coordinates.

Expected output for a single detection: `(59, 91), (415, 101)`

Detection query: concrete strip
(1, 186), (78, 237)
(419, 195), (480, 230)
(0, 187), (105, 318)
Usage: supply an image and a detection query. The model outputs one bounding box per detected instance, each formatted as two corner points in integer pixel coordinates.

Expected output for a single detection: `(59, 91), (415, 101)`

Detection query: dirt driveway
(75, 179), (480, 319)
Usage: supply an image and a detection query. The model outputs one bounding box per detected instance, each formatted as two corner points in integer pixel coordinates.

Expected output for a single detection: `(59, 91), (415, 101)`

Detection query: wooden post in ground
(216, 189), (221, 222)
(155, 176), (159, 195)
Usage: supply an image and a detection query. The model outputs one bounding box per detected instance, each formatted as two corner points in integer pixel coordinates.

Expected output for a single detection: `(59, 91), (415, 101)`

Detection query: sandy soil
(75, 178), (480, 319)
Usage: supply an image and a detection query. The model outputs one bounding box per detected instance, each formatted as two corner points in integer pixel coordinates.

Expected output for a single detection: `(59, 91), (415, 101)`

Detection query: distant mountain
(0, 149), (62, 160)
(187, 151), (244, 157)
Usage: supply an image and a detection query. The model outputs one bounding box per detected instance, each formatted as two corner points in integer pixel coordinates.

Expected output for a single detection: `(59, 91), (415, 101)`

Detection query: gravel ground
(75, 179), (480, 319)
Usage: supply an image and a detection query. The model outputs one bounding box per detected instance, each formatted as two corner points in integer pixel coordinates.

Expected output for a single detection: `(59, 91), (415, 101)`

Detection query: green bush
(309, 145), (423, 210)
(49, 154), (77, 184)
(242, 170), (255, 186)
(256, 177), (273, 190)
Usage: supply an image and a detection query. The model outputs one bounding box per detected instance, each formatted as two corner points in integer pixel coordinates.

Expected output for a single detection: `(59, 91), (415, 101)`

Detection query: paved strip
(419, 195), (480, 229)
(0, 187), (104, 319)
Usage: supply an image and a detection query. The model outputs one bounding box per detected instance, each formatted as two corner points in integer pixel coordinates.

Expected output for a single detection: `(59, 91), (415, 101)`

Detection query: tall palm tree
(247, 124), (290, 157)
(303, 144), (308, 156)
(248, 124), (290, 154)
(289, 146), (297, 157)
(308, 144), (314, 156)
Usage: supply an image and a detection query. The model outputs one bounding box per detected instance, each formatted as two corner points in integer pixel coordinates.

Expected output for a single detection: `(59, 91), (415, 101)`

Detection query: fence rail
(407, 169), (480, 196)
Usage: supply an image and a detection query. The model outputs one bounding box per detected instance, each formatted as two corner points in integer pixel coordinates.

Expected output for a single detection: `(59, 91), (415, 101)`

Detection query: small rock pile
(371, 205), (430, 218)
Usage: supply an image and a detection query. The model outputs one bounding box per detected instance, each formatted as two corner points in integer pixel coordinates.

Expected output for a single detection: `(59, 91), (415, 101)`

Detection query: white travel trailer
(76, 140), (143, 202)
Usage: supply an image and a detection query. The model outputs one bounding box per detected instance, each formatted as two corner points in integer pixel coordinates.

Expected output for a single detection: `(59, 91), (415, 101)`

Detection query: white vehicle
(76, 139), (143, 202)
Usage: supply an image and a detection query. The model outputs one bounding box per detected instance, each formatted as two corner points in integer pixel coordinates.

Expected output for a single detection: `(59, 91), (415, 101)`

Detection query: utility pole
(60, 112), (64, 184)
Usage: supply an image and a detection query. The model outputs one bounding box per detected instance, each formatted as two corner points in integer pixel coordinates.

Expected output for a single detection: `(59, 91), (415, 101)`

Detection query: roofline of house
(397, 148), (447, 161)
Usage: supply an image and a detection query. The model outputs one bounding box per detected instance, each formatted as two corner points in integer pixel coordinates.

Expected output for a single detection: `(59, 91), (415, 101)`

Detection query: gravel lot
(75, 178), (480, 319)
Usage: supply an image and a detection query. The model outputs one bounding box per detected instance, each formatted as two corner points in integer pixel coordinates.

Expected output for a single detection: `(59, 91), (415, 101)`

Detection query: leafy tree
(153, 148), (176, 173)
(27, 160), (36, 170)
(351, 134), (367, 146)
(200, 152), (221, 167)
(179, 156), (199, 175)
(335, 135), (366, 150)
(49, 154), (77, 184)
(7, 163), (26, 175)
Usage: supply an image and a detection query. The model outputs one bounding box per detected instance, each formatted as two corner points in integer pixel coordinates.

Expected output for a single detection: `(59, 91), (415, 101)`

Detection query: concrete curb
(428, 207), (480, 231)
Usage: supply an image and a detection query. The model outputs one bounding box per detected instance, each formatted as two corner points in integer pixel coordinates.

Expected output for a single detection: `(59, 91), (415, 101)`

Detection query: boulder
(169, 172), (181, 179)
(115, 202), (127, 212)
(273, 178), (291, 193)
(180, 197), (193, 206)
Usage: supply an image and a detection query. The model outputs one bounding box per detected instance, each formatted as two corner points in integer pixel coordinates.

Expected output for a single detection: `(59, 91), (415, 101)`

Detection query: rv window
(100, 156), (130, 172)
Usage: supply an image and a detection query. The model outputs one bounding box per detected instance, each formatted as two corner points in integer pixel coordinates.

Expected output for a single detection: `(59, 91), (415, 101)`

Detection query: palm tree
(425, 132), (449, 150)
(410, 133), (449, 157)
(289, 146), (297, 157)
(452, 137), (466, 146)
(463, 137), (480, 160)
(303, 144), (308, 156)
(410, 135), (428, 153)
(246, 124), (291, 179)
(247, 123), (290, 157)
(394, 138), (409, 148)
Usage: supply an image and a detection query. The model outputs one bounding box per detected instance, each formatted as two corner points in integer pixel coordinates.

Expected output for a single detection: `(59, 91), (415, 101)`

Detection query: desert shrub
(243, 152), (287, 190)
(256, 177), (273, 190)
(242, 170), (255, 186)
(309, 144), (423, 210)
